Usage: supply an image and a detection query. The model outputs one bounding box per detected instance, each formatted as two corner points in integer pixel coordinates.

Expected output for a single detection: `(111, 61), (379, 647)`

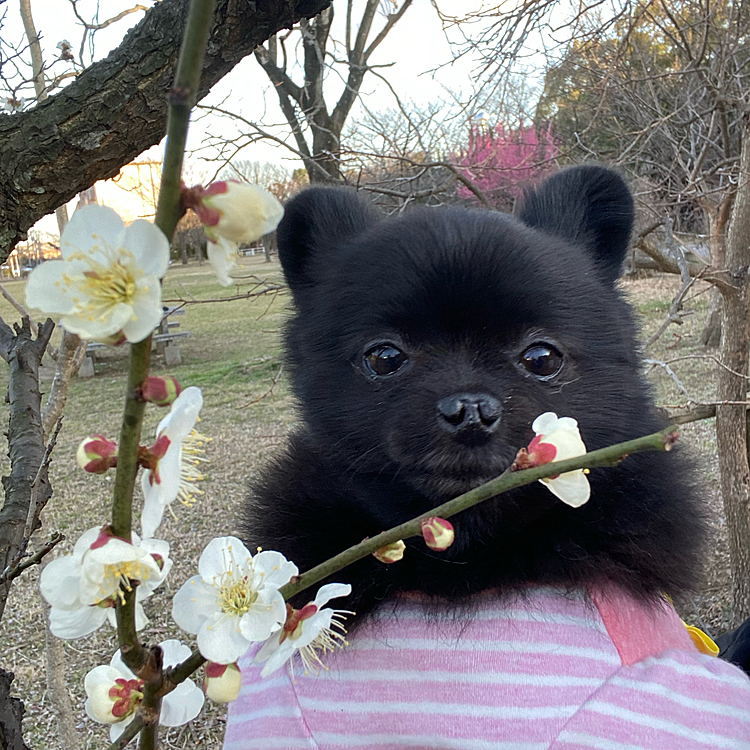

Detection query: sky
(2, 0), (497, 234)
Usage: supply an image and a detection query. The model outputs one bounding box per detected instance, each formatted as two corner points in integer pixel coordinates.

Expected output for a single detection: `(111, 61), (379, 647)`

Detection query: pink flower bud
(203, 662), (242, 703)
(182, 180), (284, 245)
(76, 435), (118, 474)
(372, 540), (406, 564)
(140, 375), (181, 406)
(421, 517), (455, 551)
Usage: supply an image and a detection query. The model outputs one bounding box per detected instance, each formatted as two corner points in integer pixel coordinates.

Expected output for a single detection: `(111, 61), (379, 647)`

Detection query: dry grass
(0, 262), (732, 748)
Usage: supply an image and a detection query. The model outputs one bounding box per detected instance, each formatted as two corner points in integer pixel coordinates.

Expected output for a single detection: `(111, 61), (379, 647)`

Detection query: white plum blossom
(140, 386), (205, 539)
(196, 181), (284, 244)
(85, 640), (204, 742)
(528, 412), (590, 507)
(254, 583), (352, 677)
(172, 536), (297, 664)
(39, 527), (171, 639)
(25, 204), (169, 342)
(184, 181), (284, 287)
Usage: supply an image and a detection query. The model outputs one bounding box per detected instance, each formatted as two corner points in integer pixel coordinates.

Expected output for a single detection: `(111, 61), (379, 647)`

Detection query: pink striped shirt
(225, 587), (750, 749)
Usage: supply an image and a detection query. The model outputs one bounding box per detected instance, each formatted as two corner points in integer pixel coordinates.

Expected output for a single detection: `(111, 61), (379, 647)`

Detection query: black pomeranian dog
(241, 165), (705, 624)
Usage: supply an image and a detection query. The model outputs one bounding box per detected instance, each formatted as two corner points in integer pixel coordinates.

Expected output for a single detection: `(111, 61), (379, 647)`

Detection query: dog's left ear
(517, 165), (634, 285)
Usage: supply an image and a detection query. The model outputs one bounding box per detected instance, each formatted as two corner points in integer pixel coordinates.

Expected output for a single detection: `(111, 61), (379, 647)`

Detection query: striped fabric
(225, 587), (750, 749)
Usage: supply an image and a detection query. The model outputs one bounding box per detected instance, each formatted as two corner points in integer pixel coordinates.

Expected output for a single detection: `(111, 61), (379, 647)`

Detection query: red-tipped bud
(372, 540), (406, 564)
(140, 375), (181, 406)
(76, 435), (118, 474)
(421, 517), (455, 552)
(203, 661), (242, 703)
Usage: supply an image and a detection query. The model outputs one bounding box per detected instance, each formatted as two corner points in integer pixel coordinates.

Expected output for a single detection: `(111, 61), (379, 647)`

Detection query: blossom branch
(106, 7), (219, 750)
(105, 716), (144, 750)
(279, 425), (678, 601)
(157, 424), (680, 700)
(161, 650), (206, 694)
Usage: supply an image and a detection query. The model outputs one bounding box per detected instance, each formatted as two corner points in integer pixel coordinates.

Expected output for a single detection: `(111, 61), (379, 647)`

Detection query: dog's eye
(363, 344), (408, 378)
(520, 343), (563, 378)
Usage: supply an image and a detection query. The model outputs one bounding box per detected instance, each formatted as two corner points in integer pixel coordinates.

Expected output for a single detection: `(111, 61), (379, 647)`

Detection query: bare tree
(253, 0), (414, 183)
(535, 1), (747, 345)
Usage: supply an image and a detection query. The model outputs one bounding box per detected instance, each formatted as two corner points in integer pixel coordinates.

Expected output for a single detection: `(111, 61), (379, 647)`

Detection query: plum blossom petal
(529, 412), (590, 507)
(206, 238), (239, 287)
(172, 536), (297, 664)
(197, 612), (256, 664)
(254, 583), (352, 677)
(24, 261), (76, 314)
(122, 220), (170, 278)
(60, 206), (126, 260)
(122, 277), (163, 342)
(140, 387), (205, 539)
(26, 204), (169, 343)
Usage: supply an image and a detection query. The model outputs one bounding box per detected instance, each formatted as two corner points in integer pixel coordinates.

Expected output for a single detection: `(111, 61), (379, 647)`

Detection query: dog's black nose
(436, 393), (502, 433)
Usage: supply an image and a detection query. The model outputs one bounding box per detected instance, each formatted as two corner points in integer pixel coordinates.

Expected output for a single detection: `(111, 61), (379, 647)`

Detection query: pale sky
(3, 0), (495, 234)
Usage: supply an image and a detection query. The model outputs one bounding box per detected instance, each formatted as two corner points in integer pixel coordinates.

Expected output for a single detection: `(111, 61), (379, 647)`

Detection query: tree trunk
(716, 118), (750, 624)
(700, 197), (732, 347)
(0, 318), (54, 620)
(0, 0), (331, 261)
(0, 669), (28, 750)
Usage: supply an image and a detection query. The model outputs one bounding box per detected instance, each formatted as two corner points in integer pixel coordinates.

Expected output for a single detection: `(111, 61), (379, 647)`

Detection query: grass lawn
(0, 261), (731, 748)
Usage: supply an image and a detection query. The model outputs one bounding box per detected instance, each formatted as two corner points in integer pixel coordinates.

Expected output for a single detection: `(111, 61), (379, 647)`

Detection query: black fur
(242, 166), (706, 624)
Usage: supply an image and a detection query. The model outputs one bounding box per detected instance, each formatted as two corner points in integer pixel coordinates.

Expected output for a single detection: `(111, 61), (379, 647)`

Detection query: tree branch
(0, 0), (332, 261)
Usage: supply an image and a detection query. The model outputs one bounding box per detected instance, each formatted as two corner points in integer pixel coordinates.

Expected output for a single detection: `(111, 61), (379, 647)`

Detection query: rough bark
(699, 198), (733, 347)
(716, 119), (750, 625)
(0, 0), (332, 261)
(0, 669), (28, 750)
(0, 316), (54, 621)
(41, 331), (86, 438)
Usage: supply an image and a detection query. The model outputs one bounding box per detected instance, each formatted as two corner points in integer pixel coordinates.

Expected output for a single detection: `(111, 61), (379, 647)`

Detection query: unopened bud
(203, 661), (242, 703)
(140, 375), (181, 406)
(421, 517), (455, 552)
(76, 435), (118, 474)
(373, 540), (406, 564)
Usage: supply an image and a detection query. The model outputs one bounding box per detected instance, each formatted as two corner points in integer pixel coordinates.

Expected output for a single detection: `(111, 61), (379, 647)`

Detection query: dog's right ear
(277, 187), (380, 302)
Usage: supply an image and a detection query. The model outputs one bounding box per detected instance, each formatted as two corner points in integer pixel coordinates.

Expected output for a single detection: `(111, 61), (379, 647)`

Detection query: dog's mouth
(404, 449), (517, 501)
(411, 471), (504, 500)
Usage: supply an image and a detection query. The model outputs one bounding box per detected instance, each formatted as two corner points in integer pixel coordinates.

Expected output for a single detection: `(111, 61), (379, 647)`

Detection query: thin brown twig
(162, 285), (285, 305)
(105, 715), (145, 750)
(0, 532), (64, 585)
(0, 283), (37, 336)
(240, 365), (284, 408)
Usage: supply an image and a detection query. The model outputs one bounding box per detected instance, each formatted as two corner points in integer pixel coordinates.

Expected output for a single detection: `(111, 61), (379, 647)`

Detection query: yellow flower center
(64, 244), (141, 321)
(83, 264), (137, 305)
(97, 559), (155, 604)
(219, 574), (258, 615)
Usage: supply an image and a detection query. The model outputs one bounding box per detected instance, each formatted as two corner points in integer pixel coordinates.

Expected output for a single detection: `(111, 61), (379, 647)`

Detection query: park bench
(78, 307), (190, 377)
